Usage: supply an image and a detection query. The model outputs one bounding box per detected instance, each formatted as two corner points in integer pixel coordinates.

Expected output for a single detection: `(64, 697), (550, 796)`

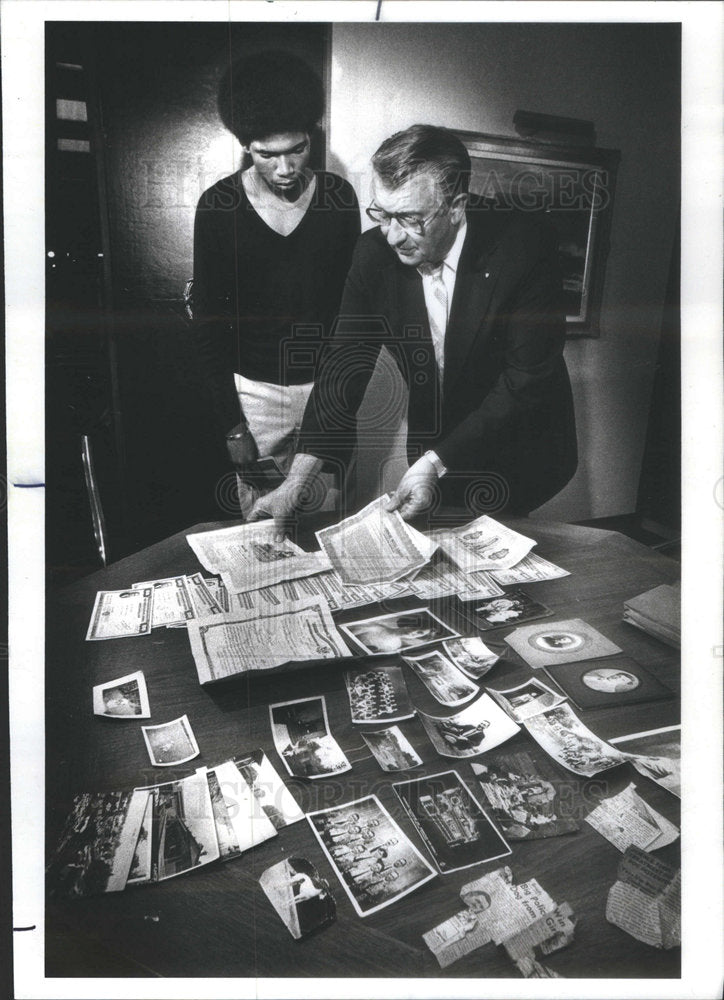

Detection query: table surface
(46, 517), (681, 980)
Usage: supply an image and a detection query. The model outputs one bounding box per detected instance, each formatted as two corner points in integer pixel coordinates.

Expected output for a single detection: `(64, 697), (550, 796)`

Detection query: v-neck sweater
(193, 169), (360, 389)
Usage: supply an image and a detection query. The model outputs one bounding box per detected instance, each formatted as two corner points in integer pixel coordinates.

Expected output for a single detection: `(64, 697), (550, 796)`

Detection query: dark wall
(94, 22), (326, 304)
(46, 23), (328, 566)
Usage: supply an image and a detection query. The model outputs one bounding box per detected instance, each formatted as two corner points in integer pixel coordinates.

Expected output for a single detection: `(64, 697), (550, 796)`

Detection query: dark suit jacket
(299, 196), (578, 513)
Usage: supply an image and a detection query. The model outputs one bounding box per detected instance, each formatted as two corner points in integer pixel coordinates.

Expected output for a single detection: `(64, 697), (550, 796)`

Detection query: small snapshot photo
(485, 677), (566, 723)
(609, 725), (681, 799)
(259, 856), (336, 940)
(544, 656), (673, 711)
(393, 770), (511, 873)
(505, 618), (622, 669)
(269, 696), (351, 780)
(344, 664), (415, 724)
(462, 589), (552, 630)
(339, 607), (458, 656)
(93, 670), (150, 719)
(419, 694), (519, 759)
(443, 636), (499, 680)
(404, 650), (479, 707)
(307, 795), (436, 917)
(141, 714), (199, 766)
(361, 726), (423, 772)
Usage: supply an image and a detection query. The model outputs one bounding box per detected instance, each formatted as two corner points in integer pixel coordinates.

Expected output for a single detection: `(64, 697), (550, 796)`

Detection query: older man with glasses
(250, 123), (577, 529)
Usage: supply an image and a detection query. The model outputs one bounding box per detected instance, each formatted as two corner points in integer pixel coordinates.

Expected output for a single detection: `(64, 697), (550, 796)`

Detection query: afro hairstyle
(217, 50), (324, 146)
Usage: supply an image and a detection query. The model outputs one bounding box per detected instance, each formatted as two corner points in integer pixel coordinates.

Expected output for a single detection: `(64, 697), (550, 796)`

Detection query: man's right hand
(248, 481), (304, 539)
(247, 453), (324, 540)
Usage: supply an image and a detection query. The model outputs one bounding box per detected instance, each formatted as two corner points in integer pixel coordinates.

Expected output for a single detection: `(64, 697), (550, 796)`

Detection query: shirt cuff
(424, 450), (447, 479)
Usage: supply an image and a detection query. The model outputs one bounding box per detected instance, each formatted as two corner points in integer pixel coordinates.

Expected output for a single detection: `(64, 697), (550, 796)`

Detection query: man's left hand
(385, 455), (439, 521)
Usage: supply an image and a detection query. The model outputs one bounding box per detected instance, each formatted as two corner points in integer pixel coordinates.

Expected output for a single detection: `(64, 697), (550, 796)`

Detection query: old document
(444, 515), (536, 572)
(315, 495), (435, 585)
(187, 596), (351, 684)
(86, 587), (153, 640)
(186, 521), (331, 594)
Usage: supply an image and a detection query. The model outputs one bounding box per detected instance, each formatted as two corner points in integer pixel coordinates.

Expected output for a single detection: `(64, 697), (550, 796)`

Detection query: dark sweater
(193, 169), (360, 437)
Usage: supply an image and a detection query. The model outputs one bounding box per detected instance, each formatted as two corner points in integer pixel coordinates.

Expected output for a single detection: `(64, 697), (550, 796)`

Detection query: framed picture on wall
(453, 130), (620, 336)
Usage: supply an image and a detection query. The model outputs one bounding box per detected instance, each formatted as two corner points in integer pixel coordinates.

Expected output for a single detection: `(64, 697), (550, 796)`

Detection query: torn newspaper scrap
(605, 845), (680, 948)
(584, 782), (679, 852)
(423, 865), (575, 972)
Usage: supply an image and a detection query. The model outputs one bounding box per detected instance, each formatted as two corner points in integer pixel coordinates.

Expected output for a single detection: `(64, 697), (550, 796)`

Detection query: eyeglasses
(365, 201), (448, 236)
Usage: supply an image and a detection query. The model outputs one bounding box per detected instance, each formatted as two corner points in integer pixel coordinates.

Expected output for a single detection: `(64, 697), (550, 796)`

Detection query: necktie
(421, 263), (448, 389)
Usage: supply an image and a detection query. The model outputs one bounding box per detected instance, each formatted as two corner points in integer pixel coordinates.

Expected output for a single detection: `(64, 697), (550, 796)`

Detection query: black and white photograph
(544, 656), (673, 710)
(505, 618), (623, 668)
(7, 0), (720, 988)
(46, 790), (150, 898)
(233, 748), (305, 829)
(462, 589), (553, 631)
(269, 696), (351, 779)
(471, 750), (581, 841)
(419, 694), (519, 758)
(140, 714), (200, 767)
(92, 669), (151, 719)
(610, 725), (681, 799)
(485, 677), (567, 723)
(142, 773), (220, 882)
(204, 768), (242, 862)
(307, 795), (436, 917)
(259, 857), (336, 940)
(361, 726), (423, 772)
(340, 607), (458, 656)
(393, 770), (511, 874)
(443, 636), (499, 680)
(403, 649), (479, 707)
(344, 664), (415, 724)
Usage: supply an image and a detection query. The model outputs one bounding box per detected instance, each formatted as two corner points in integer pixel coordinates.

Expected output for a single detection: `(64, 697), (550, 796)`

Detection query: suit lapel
(444, 207), (504, 396)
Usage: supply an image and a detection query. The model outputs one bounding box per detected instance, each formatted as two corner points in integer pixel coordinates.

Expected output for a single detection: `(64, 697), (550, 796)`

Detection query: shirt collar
(418, 219), (467, 277)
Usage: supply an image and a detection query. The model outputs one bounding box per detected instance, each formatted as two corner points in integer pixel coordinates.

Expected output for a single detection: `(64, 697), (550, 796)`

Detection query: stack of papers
(623, 582), (680, 648)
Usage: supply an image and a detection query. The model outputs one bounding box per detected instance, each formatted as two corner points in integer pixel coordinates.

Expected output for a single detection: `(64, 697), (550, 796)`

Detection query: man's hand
(247, 481), (304, 539)
(248, 453), (324, 539)
(385, 454), (439, 521)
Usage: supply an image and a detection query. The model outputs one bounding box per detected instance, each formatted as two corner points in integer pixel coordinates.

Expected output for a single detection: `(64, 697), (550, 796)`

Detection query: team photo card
(393, 770), (511, 874)
(344, 663), (415, 723)
(505, 618), (622, 668)
(543, 656), (673, 710)
(307, 795), (436, 917)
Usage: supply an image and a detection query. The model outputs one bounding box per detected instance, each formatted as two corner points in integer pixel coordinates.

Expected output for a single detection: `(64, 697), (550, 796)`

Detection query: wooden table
(46, 518), (681, 979)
